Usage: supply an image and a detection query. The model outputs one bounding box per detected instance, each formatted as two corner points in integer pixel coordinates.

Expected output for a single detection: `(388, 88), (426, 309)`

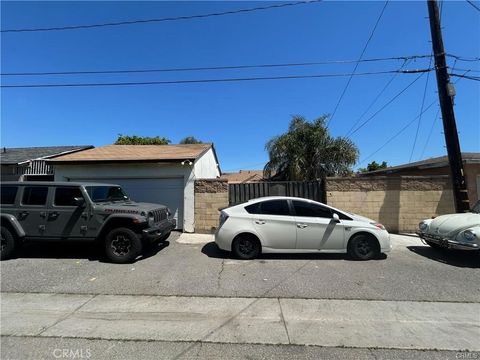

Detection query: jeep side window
(22, 186), (48, 206)
(54, 187), (84, 206)
(1, 186), (18, 205)
(85, 186), (129, 202)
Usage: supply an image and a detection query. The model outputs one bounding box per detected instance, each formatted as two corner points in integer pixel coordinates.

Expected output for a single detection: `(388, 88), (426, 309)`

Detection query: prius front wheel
(347, 234), (380, 261)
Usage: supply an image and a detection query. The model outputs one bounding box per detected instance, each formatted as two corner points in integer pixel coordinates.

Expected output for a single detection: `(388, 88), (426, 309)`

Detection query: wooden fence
(229, 180), (325, 206)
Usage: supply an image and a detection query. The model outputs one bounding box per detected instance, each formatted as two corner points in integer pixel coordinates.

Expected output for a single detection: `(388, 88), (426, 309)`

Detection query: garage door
(78, 178), (184, 230)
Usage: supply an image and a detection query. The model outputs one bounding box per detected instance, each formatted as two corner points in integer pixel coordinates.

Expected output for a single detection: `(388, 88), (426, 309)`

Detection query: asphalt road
(1, 233), (479, 302)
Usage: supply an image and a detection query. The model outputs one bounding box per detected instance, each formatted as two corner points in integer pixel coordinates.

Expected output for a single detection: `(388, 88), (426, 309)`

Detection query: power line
(357, 100), (438, 166)
(344, 58), (411, 137)
(446, 53), (480, 62)
(346, 71), (427, 137)
(450, 73), (480, 81)
(0, 68), (432, 89)
(409, 56), (432, 162)
(466, 0), (480, 12)
(449, 67), (480, 73)
(0, 55), (432, 77)
(359, 70), (470, 166)
(418, 58), (459, 160)
(1, 1), (322, 33)
(327, 0), (389, 127)
(419, 107), (441, 160)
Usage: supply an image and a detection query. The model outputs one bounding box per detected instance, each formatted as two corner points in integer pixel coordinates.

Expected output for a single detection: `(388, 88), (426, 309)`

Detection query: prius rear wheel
(232, 234), (261, 260)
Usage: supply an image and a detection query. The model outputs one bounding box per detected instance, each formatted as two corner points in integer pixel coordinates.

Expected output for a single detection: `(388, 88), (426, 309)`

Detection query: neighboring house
(0, 145), (94, 182)
(49, 144), (221, 232)
(221, 170), (264, 183)
(358, 153), (480, 204)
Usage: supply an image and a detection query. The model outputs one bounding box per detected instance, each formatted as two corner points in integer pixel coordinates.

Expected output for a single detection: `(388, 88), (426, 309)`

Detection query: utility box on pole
(427, 0), (470, 212)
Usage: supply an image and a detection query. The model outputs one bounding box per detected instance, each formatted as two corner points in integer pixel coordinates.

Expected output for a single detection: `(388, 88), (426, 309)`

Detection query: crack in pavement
(36, 294), (98, 336)
(216, 259), (225, 290)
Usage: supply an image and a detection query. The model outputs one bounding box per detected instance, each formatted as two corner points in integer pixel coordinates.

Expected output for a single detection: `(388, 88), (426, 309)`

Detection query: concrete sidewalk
(176, 232), (214, 244)
(2, 292), (479, 351)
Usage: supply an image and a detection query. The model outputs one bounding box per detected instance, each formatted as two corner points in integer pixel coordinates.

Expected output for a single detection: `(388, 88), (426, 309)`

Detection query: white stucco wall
(54, 163), (196, 232)
(194, 148), (220, 179)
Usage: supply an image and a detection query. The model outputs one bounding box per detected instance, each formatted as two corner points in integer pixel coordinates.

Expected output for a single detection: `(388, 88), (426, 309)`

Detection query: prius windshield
(85, 186), (130, 203)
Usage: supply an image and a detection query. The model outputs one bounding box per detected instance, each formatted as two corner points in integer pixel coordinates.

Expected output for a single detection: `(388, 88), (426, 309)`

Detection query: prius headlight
(463, 230), (476, 242)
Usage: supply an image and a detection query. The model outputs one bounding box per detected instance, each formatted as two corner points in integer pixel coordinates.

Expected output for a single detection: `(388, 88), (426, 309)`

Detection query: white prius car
(215, 196), (391, 260)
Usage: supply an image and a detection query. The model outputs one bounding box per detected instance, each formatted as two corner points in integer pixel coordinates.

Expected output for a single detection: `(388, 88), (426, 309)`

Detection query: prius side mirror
(332, 213), (340, 223)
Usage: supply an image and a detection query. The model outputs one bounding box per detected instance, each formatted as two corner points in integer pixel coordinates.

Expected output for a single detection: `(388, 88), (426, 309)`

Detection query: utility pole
(427, 0), (470, 212)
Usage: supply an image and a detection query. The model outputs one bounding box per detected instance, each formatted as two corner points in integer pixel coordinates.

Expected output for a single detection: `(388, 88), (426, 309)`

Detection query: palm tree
(264, 115), (359, 180)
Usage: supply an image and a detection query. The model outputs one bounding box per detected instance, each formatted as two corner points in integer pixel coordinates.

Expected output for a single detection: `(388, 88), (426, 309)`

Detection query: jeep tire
(1, 226), (16, 261)
(104, 227), (142, 264)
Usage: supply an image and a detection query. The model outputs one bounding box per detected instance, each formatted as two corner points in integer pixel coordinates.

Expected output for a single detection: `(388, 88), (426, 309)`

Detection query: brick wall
(326, 176), (455, 233)
(194, 179), (229, 233)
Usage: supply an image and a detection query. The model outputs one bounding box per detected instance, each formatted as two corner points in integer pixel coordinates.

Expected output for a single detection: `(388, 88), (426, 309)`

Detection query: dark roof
(359, 152), (480, 176)
(0, 145), (94, 165)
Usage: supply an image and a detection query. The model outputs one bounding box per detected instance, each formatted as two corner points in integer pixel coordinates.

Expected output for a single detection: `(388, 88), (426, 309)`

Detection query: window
(245, 202), (261, 214)
(1, 186), (18, 205)
(260, 200), (290, 216)
(54, 187), (83, 206)
(333, 210), (353, 221)
(22, 187), (48, 206)
(293, 200), (332, 218)
(85, 186), (128, 202)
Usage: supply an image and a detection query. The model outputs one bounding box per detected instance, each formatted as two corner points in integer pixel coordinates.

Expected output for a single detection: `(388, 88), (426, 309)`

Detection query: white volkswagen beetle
(215, 196), (391, 260)
(417, 200), (480, 251)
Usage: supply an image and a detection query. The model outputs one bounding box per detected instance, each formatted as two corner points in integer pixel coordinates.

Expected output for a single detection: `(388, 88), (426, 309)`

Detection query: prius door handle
(297, 223), (308, 229)
(255, 219), (266, 225)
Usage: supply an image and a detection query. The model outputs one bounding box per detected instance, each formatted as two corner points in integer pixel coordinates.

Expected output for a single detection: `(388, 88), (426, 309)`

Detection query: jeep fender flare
(0, 214), (26, 239)
(97, 214), (145, 239)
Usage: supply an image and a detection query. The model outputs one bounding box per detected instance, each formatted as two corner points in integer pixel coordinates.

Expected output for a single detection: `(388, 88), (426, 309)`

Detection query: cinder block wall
(194, 179), (229, 233)
(326, 176), (455, 233)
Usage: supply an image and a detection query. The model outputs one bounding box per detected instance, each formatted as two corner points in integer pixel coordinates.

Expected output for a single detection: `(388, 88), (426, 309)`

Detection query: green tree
(179, 136), (203, 144)
(358, 161), (388, 173)
(264, 115), (359, 180)
(114, 134), (171, 145)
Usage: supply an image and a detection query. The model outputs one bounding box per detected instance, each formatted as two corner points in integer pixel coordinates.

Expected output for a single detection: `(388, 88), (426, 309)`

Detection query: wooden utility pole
(427, 0), (470, 212)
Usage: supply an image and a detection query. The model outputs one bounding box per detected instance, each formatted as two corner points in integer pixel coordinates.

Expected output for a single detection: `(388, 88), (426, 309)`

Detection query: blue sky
(1, 1), (479, 172)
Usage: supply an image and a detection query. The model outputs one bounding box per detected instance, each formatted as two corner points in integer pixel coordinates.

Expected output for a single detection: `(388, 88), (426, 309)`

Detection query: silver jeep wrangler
(0, 181), (176, 263)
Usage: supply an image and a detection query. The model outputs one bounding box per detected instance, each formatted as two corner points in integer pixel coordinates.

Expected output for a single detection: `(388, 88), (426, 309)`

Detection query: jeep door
(17, 185), (49, 239)
(46, 186), (93, 240)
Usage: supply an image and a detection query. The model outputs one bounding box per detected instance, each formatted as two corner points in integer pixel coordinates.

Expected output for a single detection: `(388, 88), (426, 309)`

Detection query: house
(49, 144), (221, 232)
(0, 145), (94, 182)
(221, 170), (264, 183)
(358, 153), (480, 204)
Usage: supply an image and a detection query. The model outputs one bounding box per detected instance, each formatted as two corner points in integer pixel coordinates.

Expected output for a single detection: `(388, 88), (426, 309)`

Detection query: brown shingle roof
(221, 170), (264, 183)
(49, 144), (212, 163)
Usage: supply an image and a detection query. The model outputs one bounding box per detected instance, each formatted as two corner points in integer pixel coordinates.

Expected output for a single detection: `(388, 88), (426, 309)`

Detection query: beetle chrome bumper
(416, 231), (479, 250)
